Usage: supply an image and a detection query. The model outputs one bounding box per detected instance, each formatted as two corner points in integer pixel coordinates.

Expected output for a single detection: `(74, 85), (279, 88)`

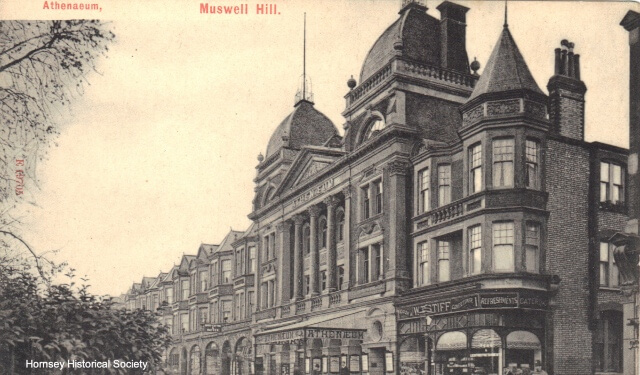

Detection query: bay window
(418, 241), (429, 285)
(469, 144), (482, 194)
(525, 139), (540, 189)
(418, 168), (430, 213)
(492, 138), (514, 187)
(438, 164), (451, 207)
(493, 222), (514, 272)
(469, 225), (482, 275)
(525, 222), (540, 273)
(437, 240), (450, 282)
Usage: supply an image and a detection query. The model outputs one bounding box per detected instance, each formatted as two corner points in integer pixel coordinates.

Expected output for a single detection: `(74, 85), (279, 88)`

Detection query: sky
(0, 0), (638, 296)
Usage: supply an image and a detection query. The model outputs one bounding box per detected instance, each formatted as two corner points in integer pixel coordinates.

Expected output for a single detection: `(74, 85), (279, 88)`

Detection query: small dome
(265, 101), (338, 158)
(359, 5), (440, 83)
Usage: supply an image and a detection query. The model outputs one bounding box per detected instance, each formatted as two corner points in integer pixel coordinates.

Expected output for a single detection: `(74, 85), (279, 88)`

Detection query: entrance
(222, 341), (232, 375)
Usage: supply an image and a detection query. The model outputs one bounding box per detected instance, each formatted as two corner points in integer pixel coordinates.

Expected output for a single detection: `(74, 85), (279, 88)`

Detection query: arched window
(319, 217), (327, 248)
(303, 224), (311, 255)
(336, 209), (345, 242)
(363, 117), (385, 141)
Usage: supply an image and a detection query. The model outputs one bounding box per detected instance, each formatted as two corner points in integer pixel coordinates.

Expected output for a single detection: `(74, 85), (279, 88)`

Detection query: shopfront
(255, 327), (365, 375)
(397, 289), (548, 375)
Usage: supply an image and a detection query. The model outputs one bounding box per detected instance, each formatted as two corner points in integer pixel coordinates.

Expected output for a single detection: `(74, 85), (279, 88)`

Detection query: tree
(0, 20), (115, 202)
(0, 253), (172, 374)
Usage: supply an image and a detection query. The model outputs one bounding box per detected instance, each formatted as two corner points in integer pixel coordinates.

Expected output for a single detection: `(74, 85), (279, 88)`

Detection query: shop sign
(255, 327), (365, 345)
(397, 291), (548, 320)
(306, 328), (364, 340)
(255, 329), (305, 345)
(203, 324), (222, 332)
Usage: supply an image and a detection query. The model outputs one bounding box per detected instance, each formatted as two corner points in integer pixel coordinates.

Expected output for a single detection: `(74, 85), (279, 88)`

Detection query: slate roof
(468, 26), (544, 101)
(265, 101), (337, 158)
(359, 4), (440, 83)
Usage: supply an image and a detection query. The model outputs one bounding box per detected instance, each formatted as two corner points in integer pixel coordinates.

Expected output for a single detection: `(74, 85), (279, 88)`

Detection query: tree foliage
(0, 20), (115, 202)
(0, 253), (171, 374)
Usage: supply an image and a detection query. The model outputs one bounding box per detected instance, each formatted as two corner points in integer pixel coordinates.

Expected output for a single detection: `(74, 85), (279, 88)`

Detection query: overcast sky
(1, 0), (637, 296)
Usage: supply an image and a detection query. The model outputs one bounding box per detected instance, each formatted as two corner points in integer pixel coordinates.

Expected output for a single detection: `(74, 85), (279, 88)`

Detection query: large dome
(359, 4), (441, 83)
(265, 101), (338, 158)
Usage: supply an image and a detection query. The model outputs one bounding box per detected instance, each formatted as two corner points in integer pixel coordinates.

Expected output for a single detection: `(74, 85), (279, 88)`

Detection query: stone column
(309, 205), (321, 296)
(324, 196), (340, 292)
(387, 160), (411, 289)
(292, 215), (304, 300)
(277, 222), (292, 305)
(342, 186), (352, 290)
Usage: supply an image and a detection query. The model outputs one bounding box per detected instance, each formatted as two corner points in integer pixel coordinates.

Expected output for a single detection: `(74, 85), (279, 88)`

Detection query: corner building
(123, 2), (637, 375)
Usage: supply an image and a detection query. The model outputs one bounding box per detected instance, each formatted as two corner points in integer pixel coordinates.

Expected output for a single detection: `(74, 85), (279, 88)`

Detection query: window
(235, 292), (244, 320)
(361, 248), (370, 284)
(200, 307), (208, 325)
(418, 241), (429, 286)
(303, 225), (311, 255)
(374, 180), (383, 214)
(373, 243), (382, 280)
(249, 246), (256, 273)
(600, 162), (624, 203)
(337, 210), (345, 242)
(493, 222), (514, 272)
(211, 301), (218, 323)
(166, 287), (173, 304)
(438, 165), (451, 207)
(338, 266), (345, 290)
(600, 242), (620, 287)
(321, 271), (327, 291)
(305, 275), (310, 295)
(248, 291), (255, 316)
(180, 313), (189, 333)
(211, 261), (218, 286)
(269, 279), (275, 307)
(236, 248), (245, 276)
(525, 223), (540, 273)
(525, 139), (540, 189)
(363, 118), (385, 141)
(263, 235), (270, 261)
(362, 186), (371, 219)
(181, 279), (190, 300)
(222, 260), (231, 283)
(492, 138), (514, 187)
(320, 218), (328, 248)
(595, 311), (623, 372)
(199, 270), (208, 292)
(418, 168), (430, 213)
(221, 301), (231, 322)
(437, 240), (450, 282)
(469, 144), (482, 193)
(469, 225), (482, 275)
(270, 233), (276, 259)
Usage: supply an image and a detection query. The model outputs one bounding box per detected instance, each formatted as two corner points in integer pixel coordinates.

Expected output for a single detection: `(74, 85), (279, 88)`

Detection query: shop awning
(471, 329), (501, 349)
(506, 331), (541, 350)
(436, 331), (467, 350)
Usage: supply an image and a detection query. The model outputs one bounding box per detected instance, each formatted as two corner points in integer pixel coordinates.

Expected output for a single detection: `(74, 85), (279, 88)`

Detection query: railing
(346, 63), (393, 105)
(311, 296), (323, 311)
(328, 291), (342, 307)
(296, 300), (306, 313)
(281, 304), (291, 317)
(431, 201), (464, 225)
(399, 60), (477, 88)
(255, 307), (277, 321)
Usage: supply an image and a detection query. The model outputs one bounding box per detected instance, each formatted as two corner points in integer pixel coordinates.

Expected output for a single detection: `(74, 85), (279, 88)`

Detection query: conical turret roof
(468, 26), (543, 101)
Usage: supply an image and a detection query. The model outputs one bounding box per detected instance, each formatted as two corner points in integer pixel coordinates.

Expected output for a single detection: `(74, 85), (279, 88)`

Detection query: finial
(470, 57), (480, 75)
(347, 75), (356, 90)
(504, 0), (508, 28)
(258, 153), (264, 162)
(295, 13), (314, 105)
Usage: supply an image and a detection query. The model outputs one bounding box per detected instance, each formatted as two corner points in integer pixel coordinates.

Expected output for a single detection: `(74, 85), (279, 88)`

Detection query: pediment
(274, 146), (346, 195)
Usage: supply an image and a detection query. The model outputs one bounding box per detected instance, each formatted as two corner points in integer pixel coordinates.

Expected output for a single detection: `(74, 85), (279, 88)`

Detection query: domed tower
(342, 0), (478, 152)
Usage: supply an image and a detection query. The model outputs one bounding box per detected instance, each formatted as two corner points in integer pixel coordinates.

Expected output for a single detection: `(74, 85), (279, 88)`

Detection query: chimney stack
(437, 1), (470, 73)
(547, 39), (587, 140)
(621, 10), (640, 230)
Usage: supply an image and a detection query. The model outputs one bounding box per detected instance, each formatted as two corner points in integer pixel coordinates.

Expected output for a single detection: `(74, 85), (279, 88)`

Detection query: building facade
(122, 2), (639, 375)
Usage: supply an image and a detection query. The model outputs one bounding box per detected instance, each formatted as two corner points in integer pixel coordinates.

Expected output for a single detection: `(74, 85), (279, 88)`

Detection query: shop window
(437, 240), (450, 282)
(469, 225), (482, 275)
(525, 139), (540, 189)
(600, 162), (624, 203)
(600, 242), (620, 287)
(438, 164), (452, 207)
(493, 138), (514, 188)
(525, 223), (540, 273)
(471, 329), (501, 375)
(595, 311), (623, 373)
(505, 331), (542, 371)
(418, 241), (430, 286)
(493, 222), (515, 272)
(434, 331), (467, 374)
(418, 168), (430, 214)
(469, 144), (482, 194)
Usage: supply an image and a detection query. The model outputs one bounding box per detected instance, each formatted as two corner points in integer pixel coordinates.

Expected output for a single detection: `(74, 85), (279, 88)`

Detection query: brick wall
(545, 138), (592, 374)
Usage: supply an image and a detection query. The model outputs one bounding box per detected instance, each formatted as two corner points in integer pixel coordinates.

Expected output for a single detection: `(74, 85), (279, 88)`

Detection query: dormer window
(363, 117), (385, 141)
